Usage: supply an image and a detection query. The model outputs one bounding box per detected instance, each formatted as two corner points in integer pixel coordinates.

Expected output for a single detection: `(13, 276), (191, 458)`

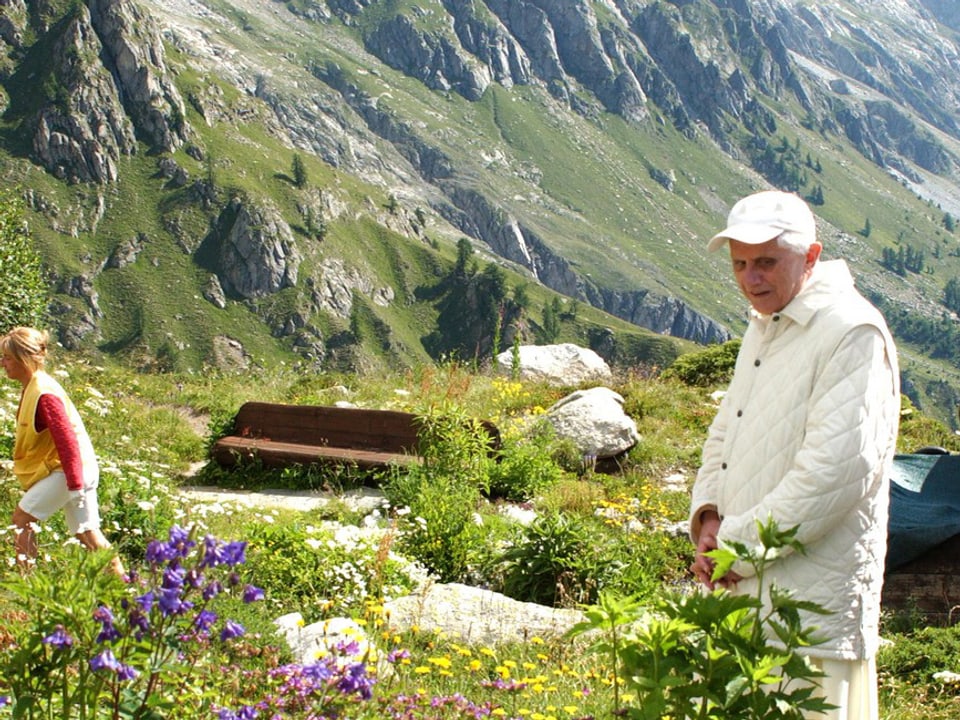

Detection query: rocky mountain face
(3, 0), (960, 400)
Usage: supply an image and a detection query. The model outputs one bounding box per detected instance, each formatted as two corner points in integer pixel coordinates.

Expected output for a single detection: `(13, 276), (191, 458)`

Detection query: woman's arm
(35, 394), (84, 491)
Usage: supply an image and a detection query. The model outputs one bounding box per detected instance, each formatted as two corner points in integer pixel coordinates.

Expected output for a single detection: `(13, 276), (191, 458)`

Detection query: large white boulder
(545, 386), (639, 458)
(495, 343), (612, 386)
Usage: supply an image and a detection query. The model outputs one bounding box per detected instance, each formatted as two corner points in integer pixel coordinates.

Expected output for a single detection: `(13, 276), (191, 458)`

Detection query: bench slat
(212, 435), (421, 470)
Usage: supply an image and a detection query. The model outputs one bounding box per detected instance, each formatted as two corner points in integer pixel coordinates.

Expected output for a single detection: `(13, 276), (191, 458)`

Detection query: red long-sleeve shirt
(33, 394), (84, 491)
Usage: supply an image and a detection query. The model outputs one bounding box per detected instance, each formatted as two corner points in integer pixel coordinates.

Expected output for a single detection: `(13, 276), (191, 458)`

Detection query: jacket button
(721, 462), (727, 470)
(773, 314), (781, 322)
(754, 359), (761, 367)
(736, 410), (743, 417)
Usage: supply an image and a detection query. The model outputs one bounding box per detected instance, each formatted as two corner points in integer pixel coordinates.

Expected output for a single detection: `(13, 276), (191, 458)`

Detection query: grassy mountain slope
(2, 0), (960, 424)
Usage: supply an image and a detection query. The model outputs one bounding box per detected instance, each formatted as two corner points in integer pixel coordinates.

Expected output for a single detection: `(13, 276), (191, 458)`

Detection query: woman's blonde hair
(0, 326), (49, 372)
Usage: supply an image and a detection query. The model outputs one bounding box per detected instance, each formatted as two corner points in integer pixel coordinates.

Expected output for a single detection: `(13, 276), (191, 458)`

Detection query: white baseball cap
(707, 190), (817, 252)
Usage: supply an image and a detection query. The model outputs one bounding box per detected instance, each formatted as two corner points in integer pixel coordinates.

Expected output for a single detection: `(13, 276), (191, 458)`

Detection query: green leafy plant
(243, 520), (428, 621)
(0, 191), (48, 333)
(570, 517), (835, 719)
(486, 420), (563, 501)
(383, 404), (494, 582)
(499, 512), (601, 607)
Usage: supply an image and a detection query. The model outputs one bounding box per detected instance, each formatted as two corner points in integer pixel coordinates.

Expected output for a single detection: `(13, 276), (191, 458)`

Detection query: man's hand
(690, 510), (742, 589)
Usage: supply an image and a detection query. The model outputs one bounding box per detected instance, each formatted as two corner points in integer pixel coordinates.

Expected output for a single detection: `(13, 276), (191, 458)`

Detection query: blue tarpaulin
(887, 453), (960, 570)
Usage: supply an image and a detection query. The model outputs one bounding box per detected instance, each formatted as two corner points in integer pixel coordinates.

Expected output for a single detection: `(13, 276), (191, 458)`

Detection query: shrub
(486, 419), (564, 501)
(661, 339), (741, 387)
(0, 192), (48, 333)
(385, 467), (485, 583)
(243, 520), (430, 621)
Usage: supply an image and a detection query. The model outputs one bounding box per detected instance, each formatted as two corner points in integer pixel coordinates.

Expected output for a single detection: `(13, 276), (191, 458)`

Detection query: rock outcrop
(213, 197), (301, 300)
(89, 0), (189, 152)
(32, 7), (136, 184)
(29, 0), (187, 184)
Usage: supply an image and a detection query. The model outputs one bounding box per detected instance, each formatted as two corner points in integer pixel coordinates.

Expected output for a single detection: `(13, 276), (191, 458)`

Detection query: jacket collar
(749, 259), (854, 327)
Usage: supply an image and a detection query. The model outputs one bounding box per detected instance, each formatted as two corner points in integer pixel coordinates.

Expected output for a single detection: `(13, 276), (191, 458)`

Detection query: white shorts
(18, 470), (102, 535)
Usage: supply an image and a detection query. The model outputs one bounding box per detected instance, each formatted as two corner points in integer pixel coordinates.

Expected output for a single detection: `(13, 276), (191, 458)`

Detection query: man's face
(729, 238), (821, 315)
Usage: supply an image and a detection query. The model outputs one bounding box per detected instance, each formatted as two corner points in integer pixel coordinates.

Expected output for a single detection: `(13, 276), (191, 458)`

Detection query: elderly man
(689, 190), (900, 719)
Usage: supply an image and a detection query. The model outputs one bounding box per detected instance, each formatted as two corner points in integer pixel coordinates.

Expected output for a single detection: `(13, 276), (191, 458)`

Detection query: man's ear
(805, 242), (823, 266)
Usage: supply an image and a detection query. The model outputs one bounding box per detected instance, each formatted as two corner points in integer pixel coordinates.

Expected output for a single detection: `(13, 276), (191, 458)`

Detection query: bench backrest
(232, 402), (422, 454)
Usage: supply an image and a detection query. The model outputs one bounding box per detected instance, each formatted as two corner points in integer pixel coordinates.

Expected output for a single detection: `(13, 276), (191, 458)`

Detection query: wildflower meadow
(0, 353), (957, 718)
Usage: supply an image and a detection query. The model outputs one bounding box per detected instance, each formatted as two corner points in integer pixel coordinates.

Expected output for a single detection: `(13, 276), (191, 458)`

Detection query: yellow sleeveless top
(12, 371), (97, 491)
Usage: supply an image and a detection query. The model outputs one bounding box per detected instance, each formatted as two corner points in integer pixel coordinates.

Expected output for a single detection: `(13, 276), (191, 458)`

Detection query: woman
(0, 327), (124, 575)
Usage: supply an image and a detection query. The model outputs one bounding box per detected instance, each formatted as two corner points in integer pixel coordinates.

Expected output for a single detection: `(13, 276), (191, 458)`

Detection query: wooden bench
(211, 401), (498, 472)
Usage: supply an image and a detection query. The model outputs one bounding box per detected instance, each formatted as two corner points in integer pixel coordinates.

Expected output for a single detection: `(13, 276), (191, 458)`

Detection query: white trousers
(804, 656), (878, 720)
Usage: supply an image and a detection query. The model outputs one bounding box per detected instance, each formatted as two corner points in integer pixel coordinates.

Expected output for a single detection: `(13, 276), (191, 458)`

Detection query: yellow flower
(427, 656), (452, 669)
(480, 647), (496, 658)
(414, 666), (432, 674)
(562, 707), (579, 715)
(492, 710), (507, 717)
(469, 659), (483, 672)
(530, 636), (545, 645)
(503, 660), (518, 669)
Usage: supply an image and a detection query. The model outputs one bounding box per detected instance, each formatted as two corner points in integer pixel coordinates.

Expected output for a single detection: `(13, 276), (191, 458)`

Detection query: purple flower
(337, 662), (375, 700)
(90, 649), (121, 673)
(42, 625), (73, 649)
(201, 535), (226, 568)
(158, 587), (192, 617)
(162, 565), (186, 590)
(221, 541), (247, 566)
(117, 663), (139, 681)
(93, 605), (122, 644)
(220, 620), (245, 642)
(301, 661), (334, 682)
(194, 609), (218, 632)
(167, 525), (195, 554)
(242, 584), (264, 603)
(387, 648), (410, 663)
(216, 707), (258, 720)
(145, 539), (175, 564)
(127, 608), (150, 638)
(203, 580), (224, 601)
(136, 591), (155, 613)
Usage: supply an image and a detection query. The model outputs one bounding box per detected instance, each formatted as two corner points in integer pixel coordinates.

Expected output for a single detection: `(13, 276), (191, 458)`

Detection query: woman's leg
(76, 528), (126, 577)
(11, 505), (39, 568)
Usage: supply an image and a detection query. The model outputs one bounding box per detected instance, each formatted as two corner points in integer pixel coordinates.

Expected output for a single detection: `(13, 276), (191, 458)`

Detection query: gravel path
(178, 484), (387, 513)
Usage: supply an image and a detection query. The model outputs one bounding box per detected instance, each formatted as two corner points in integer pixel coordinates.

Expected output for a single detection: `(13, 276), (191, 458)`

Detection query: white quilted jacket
(690, 259), (900, 660)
